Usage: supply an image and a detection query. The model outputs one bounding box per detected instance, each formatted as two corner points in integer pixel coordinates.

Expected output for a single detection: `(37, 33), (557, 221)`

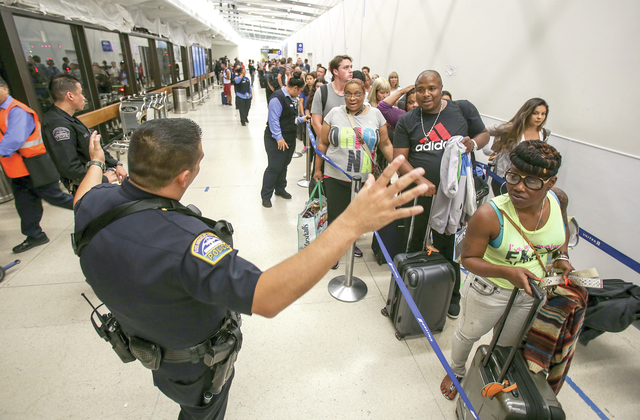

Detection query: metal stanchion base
(297, 179), (310, 188)
(328, 276), (368, 302)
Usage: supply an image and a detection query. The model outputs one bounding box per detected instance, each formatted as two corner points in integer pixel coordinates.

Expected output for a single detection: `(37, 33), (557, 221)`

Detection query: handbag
(344, 106), (383, 179)
(297, 181), (328, 252)
(22, 153), (61, 188)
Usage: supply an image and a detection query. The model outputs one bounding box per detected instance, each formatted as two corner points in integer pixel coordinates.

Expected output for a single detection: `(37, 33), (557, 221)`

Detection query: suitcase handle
(481, 278), (545, 383)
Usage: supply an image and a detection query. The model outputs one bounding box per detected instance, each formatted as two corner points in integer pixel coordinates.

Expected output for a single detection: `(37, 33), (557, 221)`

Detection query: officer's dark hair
(329, 55), (352, 77)
(128, 119), (202, 191)
(0, 76), (7, 88)
(49, 74), (81, 102)
(510, 140), (562, 179)
(287, 71), (305, 88)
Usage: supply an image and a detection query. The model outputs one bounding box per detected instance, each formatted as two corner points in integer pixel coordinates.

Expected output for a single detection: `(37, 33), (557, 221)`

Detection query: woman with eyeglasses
(313, 79), (394, 268)
(440, 140), (573, 401)
(488, 98), (550, 195)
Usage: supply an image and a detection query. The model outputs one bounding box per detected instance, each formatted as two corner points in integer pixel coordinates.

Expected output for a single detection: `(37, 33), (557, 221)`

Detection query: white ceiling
(213, 0), (341, 41)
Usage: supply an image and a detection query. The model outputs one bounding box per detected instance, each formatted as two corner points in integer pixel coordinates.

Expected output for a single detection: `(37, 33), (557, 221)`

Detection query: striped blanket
(523, 284), (589, 394)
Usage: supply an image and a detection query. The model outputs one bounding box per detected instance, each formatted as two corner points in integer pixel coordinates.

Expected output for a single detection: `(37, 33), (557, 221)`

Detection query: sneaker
(274, 190), (292, 199)
(241, 122), (246, 126)
(447, 302), (460, 319)
(292, 152), (303, 158)
(331, 261), (340, 270)
(354, 246), (363, 258)
(262, 199), (272, 208)
(12, 235), (50, 253)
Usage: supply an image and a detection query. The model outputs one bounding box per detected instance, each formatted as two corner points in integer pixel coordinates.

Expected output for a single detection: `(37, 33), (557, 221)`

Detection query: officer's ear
(175, 169), (192, 188)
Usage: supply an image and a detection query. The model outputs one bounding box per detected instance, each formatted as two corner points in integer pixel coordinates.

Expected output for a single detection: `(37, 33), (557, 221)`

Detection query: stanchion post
(189, 77), (197, 111)
(297, 125), (311, 188)
(328, 175), (368, 302)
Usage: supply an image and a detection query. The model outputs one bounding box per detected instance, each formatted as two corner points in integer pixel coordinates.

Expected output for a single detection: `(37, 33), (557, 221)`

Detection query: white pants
(450, 272), (535, 378)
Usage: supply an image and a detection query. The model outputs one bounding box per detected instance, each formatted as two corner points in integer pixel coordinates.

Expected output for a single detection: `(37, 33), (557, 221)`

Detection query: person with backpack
(222, 62), (232, 107)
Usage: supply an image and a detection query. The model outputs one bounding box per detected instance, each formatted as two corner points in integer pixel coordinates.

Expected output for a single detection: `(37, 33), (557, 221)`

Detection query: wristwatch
(86, 160), (105, 172)
(116, 161), (124, 166)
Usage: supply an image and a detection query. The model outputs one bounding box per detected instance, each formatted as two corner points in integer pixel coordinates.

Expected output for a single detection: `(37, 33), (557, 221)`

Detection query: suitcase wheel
(395, 332), (404, 341)
(381, 307), (388, 317)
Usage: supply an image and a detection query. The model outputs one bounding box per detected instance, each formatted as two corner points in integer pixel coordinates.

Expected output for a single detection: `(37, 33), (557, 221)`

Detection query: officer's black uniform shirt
(75, 179), (263, 349)
(41, 105), (118, 187)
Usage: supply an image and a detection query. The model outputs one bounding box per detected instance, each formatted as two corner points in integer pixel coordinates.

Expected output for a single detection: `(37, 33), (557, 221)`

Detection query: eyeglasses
(504, 171), (551, 191)
(344, 93), (364, 99)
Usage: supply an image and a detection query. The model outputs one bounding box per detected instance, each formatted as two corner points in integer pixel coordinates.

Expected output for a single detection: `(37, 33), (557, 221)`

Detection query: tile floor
(0, 86), (638, 420)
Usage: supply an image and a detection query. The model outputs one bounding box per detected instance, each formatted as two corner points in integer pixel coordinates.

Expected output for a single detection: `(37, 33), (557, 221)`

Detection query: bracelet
(553, 250), (569, 259)
(553, 256), (571, 264)
(470, 139), (478, 152)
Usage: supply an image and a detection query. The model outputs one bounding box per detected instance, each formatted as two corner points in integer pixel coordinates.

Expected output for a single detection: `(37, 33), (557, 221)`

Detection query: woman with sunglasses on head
(489, 98), (550, 196)
(313, 79), (394, 268)
(440, 140), (573, 401)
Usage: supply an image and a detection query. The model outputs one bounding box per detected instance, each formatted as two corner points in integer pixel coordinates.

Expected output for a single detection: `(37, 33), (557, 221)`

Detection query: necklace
(420, 100), (444, 140)
(514, 197), (546, 257)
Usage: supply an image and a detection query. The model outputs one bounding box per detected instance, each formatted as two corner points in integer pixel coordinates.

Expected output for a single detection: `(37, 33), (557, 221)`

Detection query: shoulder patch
(52, 127), (71, 141)
(191, 232), (232, 266)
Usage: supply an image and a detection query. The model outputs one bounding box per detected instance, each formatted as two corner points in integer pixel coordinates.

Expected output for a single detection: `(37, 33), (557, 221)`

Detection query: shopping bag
(297, 181), (328, 252)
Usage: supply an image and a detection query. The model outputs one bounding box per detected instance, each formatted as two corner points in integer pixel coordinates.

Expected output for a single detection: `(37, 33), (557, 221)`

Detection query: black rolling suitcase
(221, 91), (228, 105)
(371, 218), (406, 266)
(381, 249), (455, 339)
(456, 279), (565, 420)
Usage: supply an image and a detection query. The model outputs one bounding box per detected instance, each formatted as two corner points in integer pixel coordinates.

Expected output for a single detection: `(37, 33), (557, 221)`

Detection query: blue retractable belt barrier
(373, 231), (480, 420)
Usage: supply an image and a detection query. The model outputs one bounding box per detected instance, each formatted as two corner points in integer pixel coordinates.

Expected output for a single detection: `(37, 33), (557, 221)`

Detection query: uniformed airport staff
(42, 74), (127, 194)
(0, 76), (73, 253)
(74, 118), (428, 420)
(260, 71), (307, 208)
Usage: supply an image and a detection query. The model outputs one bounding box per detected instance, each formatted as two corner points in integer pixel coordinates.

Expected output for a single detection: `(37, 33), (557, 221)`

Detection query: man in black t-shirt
(393, 70), (490, 318)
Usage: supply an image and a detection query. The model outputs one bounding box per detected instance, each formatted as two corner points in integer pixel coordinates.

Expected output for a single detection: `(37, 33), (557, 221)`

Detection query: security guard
(41, 74), (126, 194)
(74, 118), (428, 420)
(260, 71), (307, 208)
(0, 76), (73, 253)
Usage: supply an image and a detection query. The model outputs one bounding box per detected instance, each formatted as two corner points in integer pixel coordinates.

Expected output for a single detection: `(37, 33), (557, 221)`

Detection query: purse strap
(499, 209), (547, 274)
(344, 106), (375, 164)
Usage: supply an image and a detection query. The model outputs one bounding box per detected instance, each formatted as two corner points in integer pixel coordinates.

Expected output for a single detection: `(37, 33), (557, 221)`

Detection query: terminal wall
(288, 0), (640, 284)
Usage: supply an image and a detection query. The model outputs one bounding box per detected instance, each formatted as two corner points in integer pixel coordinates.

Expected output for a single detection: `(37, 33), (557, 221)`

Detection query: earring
(500, 182), (507, 195)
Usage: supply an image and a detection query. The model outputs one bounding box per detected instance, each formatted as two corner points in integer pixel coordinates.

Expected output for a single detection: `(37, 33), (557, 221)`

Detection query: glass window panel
(14, 16), (93, 113)
(84, 28), (130, 106)
(173, 44), (184, 81)
(156, 40), (171, 86)
(129, 35), (153, 91)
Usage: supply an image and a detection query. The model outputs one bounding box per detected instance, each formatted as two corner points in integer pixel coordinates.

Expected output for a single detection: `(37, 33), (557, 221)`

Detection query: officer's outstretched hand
(339, 155), (428, 236)
(89, 131), (105, 163)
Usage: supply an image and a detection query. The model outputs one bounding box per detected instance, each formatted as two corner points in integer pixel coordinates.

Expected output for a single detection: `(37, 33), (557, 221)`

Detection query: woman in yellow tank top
(440, 140), (574, 400)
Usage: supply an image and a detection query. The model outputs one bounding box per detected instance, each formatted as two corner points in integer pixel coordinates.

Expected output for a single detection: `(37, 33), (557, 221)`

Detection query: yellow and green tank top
(483, 191), (565, 289)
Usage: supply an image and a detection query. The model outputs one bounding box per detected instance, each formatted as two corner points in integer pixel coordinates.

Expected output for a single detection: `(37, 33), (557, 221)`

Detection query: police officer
(0, 76), (73, 253)
(260, 71), (307, 208)
(41, 74), (126, 194)
(74, 118), (428, 420)
(233, 67), (252, 126)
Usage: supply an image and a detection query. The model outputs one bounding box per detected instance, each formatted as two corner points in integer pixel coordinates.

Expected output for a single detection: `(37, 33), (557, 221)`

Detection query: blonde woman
(388, 71), (400, 93)
(367, 77), (390, 108)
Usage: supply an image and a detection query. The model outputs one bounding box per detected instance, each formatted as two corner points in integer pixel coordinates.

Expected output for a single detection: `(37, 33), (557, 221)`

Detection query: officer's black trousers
(261, 132), (296, 200)
(10, 176), (73, 240)
(236, 97), (251, 124)
(153, 361), (234, 420)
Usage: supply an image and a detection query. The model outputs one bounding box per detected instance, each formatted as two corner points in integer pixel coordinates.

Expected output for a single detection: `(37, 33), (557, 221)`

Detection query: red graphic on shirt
(419, 123), (451, 143)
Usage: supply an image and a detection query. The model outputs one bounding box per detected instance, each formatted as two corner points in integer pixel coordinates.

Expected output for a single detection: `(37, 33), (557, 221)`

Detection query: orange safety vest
(0, 99), (46, 178)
